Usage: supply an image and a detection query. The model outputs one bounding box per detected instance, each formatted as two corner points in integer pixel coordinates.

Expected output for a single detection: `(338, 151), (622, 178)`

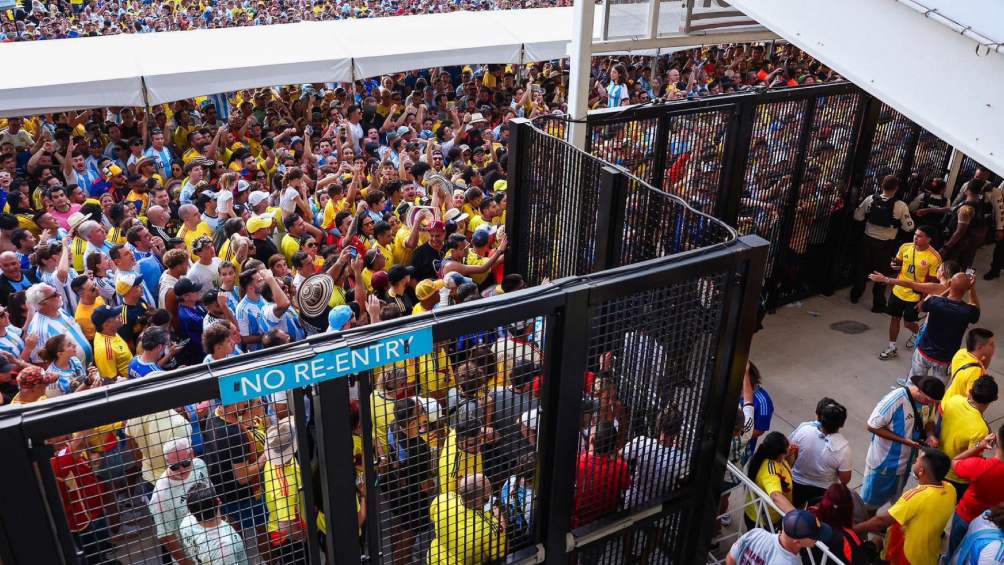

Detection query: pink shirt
(48, 204), (82, 231)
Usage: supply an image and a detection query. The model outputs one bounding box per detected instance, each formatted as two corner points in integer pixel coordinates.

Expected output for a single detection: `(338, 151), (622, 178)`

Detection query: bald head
(949, 272), (973, 298)
(458, 473), (491, 509)
(147, 205), (168, 226)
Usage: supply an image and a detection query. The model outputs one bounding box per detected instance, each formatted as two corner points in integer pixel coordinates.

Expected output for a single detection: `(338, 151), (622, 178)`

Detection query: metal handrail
(707, 462), (848, 565)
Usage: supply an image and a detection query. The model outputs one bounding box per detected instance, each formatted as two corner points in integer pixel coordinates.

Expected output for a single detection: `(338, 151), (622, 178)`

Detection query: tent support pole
(568, 0), (596, 150)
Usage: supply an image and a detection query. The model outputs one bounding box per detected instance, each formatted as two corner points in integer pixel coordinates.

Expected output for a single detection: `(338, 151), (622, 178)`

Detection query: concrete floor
(752, 246), (1004, 491)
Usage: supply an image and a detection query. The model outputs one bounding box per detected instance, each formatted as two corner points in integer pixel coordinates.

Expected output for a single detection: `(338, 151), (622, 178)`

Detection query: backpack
(866, 195), (900, 228)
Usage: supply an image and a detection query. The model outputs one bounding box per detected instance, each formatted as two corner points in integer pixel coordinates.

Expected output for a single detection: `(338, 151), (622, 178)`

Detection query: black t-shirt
(410, 243), (444, 282)
(0, 270), (39, 307)
(201, 414), (255, 506)
(0, 380), (18, 405)
(918, 296), (980, 362)
(253, 237), (280, 265)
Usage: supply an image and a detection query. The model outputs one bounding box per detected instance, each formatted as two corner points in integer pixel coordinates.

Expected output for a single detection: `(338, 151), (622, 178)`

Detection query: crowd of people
(1, 0), (570, 41)
(727, 195), (1004, 563)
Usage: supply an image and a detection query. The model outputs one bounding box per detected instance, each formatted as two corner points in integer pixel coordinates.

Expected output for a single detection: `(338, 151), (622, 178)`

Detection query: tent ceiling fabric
(729, 0), (1004, 177)
(0, 7), (570, 117)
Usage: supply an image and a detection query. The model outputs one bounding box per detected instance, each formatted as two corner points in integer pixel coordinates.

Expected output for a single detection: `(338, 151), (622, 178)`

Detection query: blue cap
(327, 305), (353, 333)
(782, 510), (832, 542)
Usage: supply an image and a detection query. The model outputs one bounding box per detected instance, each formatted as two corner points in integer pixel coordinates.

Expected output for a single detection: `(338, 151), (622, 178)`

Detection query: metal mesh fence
(569, 508), (688, 565)
(589, 116), (660, 185)
(573, 272), (728, 531)
(908, 129), (952, 197)
(661, 109), (732, 215)
(860, 102), (914, 201)
(736, 99), (808, 288)
(958, 155), (1002, 186)
(521, 127), (605, 284)
(776, 92), (858, 300)
(365, 316), (546, 565)
(45, 395), (314, 564)
(617, 175), (736, 267)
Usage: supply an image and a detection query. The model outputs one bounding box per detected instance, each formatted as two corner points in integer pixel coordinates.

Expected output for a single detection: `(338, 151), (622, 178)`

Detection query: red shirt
(51, 447), (105, 532)
(954, 456), (1004, 521)
(572, 452), (632, 528)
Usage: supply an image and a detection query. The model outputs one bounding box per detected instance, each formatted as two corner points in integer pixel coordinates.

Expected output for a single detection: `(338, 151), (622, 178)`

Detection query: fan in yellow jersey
(428, 473), (506, 565)
(944, 328), (995, 401)
(91, 305), (133, 381)
(880, 227), (941, 362)
(853, 448), (955, 565)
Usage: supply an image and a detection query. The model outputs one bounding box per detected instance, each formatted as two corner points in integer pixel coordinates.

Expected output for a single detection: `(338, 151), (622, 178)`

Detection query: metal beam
(592, 29), (778, 54)
(567, 0), (597, 149)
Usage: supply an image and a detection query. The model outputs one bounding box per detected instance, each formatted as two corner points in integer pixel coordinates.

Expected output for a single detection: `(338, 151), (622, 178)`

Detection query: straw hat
(265, 418), (297, 466)
(297, 274), (334, 318)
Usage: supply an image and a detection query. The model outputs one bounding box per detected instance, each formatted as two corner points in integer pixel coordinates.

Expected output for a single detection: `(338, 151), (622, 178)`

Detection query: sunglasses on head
(169, 459), (192, 471)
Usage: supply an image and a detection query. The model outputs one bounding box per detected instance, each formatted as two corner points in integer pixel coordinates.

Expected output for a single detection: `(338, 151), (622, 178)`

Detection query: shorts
(222, 497), (267, 531)
(861, 468), (909, 509)
(911, 349), (950, 384)
(887, 295), (920, 322)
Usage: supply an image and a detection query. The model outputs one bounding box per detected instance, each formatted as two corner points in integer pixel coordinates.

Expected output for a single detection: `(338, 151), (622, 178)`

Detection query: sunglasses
(169, 459), (192, 471)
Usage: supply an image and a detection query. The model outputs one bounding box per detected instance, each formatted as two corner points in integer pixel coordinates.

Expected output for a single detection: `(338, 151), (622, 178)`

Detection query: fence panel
(733, 97), (810, 305)
(513, 122), (605, 285)
(362, 312), (549, 565)
(859, 102), (915, 202)
(661, 107), (735, 217)
(776, 91), (861, 302)
(588, 114), (662, 186)
(907, 129), (952, 197)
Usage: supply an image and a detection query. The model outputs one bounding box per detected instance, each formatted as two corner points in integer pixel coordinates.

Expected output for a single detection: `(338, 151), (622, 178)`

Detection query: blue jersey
(128, 357), (160, 380)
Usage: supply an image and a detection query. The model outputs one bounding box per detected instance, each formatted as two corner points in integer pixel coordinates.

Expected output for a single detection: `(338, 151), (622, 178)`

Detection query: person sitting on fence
(148, 437), (212, 565)
(743, 431), (796, 531)
(428, 473), (507, 565)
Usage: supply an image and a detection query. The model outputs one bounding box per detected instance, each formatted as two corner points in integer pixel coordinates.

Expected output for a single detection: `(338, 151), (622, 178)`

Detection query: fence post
(650, 112), (670, 190)
(536, 289), (590, 565)
(313, 378), (363, 565)
(593, 165), (628, 271)
(718, 94), (756, 225)
(681, 235), (768, 563)
(899, 122), (922, 185)
(0, 422), (66, 564)
(766, 95), (817, 310)
(506, 118), (533, 280)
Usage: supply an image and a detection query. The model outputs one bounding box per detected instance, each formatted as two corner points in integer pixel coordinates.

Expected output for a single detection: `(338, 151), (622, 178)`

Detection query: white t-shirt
(148, 458), (210, 538)
(279, 187), (300, 216)
(729, 528), (801, 565)
(789, 421), (852, 489)
(187, 258), (222, 298)
(178, 515), (249, 565)
(621, 436), (687, 508)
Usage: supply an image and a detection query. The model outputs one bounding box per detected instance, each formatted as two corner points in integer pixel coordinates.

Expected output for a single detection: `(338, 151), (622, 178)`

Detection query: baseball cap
(248, 191), (270, 207)
(781, 510), (832, 542)
(91, 305), (123, 328)
(371, 270), (390, 293)
(115, 273), (140, 296)
(444, 271), (473, 289)
(428, 221), (446, 233)
(174, 277), (203, 297)
(246, 214), (274, 233)
(202, 289), (222, 305)
(387, 265), (414, 285)
(236, 179), (251, 192)
(471, 228), (491, 247)
(415, 279), (445, 301)
(396, 126), (410, 137)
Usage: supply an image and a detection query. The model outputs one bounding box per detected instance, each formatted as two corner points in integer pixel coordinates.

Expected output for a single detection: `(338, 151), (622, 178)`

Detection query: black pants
(989, 237), (1004, 274)
(851, 235), (897, 304)
(792, 482), (827, 509)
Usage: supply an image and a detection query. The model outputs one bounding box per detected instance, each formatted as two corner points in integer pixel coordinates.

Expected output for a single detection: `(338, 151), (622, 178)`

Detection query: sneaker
(719, 513), (732, 527)
(984, 271), (1000, 281)
(905, 334), (916, 349)
(879, 346), (898, 360)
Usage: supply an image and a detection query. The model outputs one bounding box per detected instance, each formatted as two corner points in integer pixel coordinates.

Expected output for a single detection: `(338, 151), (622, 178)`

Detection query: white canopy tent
(0, 7), (571, 117)
(728, 0), (1004, 177)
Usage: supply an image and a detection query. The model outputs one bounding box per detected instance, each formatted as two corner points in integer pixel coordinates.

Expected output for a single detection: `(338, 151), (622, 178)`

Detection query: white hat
(265, 418), (297, 465)
(236, 179), (251, 192)
(248, 191), (270, 207)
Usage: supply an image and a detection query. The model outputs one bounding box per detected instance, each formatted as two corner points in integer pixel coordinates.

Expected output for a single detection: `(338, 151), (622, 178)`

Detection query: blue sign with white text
(217, 327), (433, 405)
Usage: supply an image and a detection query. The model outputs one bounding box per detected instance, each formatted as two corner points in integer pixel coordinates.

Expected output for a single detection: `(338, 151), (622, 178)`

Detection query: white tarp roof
(729, 0), (1004, 177)
(0, 7), (571, 117)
